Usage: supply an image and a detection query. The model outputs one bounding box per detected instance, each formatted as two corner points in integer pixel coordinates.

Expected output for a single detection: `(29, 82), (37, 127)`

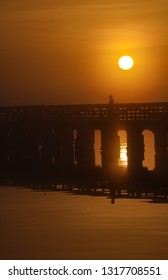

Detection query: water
(0, 186), (168, 260)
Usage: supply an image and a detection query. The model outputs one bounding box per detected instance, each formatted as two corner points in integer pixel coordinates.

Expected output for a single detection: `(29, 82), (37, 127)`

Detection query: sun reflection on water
(119, 142), (128, 168)
(118, 130), (128, 169)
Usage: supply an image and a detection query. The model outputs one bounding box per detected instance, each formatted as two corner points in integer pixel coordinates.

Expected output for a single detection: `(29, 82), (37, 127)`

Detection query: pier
(0, 102), (168, 198)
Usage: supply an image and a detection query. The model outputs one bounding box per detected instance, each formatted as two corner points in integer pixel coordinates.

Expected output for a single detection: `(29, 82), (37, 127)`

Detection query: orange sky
(0, 0), (168, 105)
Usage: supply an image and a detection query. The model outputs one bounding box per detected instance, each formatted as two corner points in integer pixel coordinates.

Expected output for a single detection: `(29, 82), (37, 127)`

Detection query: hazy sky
(0, 0), (168, 105)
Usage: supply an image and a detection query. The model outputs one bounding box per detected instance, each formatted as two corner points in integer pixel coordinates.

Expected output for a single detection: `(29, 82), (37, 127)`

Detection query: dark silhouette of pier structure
(0, 102), (168, 197)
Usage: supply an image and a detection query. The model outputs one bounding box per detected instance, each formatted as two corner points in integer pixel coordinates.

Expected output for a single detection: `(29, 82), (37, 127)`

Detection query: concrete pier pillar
(40, 126), (55, 168)
(154, 129), (168, 175)
(61, 128), (74, 167)
(100, 126), (120, 175)
(0, 124), (38, 182)
(0, 125), (10, 180)
(75, 127), (95, 168)
(127, 127), (144, 175)
(1, 125), (22, 179)
(19, 124), (41, 182)
(10, 125), (29, 178)
(53, 128), (62, 168)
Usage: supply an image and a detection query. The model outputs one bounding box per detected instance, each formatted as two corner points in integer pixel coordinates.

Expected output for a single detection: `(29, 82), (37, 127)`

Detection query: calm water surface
(0, 186), (168, 260)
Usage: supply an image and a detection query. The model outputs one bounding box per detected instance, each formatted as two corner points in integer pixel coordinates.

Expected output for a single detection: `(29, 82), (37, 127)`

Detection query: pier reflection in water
(0, 186), (168, 260)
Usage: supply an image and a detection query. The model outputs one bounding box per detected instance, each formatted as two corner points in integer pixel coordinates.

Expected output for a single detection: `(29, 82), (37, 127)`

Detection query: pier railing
(0, 102), (167, 122)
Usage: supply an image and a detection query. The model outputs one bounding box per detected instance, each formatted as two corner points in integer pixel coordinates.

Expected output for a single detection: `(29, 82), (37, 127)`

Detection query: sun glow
(120, 144), (128, 168)
(118, 131), (128, 169)
(118, 56), (134, 70)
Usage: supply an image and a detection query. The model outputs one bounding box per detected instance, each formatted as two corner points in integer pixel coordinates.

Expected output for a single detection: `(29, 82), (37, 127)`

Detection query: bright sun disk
(118, 56), (134, 70)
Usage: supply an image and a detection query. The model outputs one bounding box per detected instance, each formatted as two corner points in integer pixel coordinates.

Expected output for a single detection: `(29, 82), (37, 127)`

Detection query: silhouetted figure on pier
(109, 95), (114, 105)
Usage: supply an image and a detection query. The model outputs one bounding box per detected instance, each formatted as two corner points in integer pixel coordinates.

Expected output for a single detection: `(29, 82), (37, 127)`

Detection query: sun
(118, 56), (134, 70)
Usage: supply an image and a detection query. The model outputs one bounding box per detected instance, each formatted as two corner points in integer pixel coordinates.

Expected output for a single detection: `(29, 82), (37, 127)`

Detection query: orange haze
(0, 0), (168, 105)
